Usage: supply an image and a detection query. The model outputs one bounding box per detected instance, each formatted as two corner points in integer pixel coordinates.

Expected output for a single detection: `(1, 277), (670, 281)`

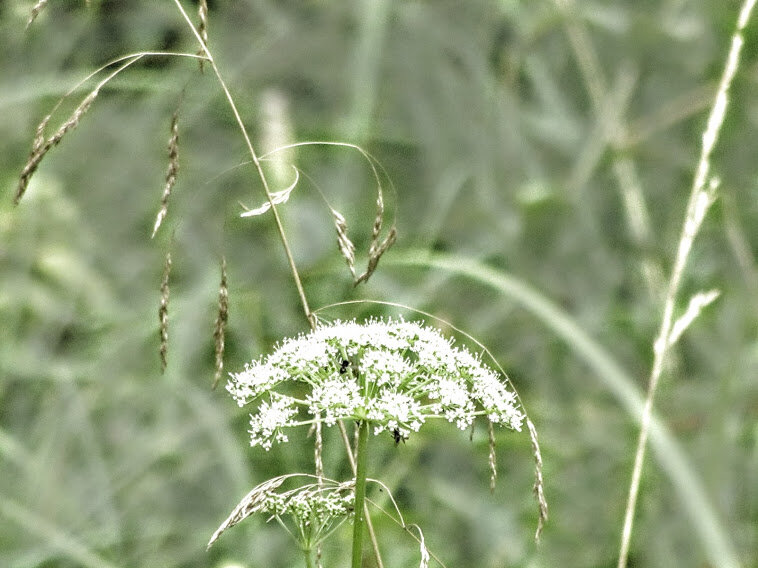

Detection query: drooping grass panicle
(16, 89), (99, 205)
(358, 190), (394, 281)
(152, 107), (181, 238)
(158, 248), (172, 373)
(355, 225), (397, 285)
(332, 208), (357, 279)
(211, 257), (229, 389)
(14, 51), (206, 206)
(254, 141), (399, 285)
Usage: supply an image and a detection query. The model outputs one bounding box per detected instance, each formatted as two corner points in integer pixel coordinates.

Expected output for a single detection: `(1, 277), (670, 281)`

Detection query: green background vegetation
(1, 1), (757, 566)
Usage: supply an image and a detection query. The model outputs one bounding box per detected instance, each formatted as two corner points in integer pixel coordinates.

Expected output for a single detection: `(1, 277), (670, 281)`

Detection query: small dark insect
(339, 359), (350, 374)
(392, 428), (407, 446)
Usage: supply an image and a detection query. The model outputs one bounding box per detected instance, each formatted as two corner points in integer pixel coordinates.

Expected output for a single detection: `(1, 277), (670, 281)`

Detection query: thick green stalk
(303, 547), (316, 568)
(351, 420), (370, 568)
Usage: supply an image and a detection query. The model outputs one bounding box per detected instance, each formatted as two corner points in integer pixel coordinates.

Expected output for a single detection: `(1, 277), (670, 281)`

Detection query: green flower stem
(303, 547), (316, 568)
(351, 420), (370, 568)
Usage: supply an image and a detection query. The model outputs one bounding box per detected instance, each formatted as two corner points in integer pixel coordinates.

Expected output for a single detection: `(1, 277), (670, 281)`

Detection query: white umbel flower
(227, 318), (524, 450)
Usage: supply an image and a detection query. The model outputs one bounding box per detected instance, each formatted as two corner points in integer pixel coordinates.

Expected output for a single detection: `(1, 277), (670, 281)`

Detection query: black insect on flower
(339, 359), (350, 374)
(392, 428), (407, 446)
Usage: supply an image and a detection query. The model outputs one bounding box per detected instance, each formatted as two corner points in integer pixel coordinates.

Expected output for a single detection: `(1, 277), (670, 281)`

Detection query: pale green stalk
(303, 546), (316, 568)
(617, 2), (756, 566)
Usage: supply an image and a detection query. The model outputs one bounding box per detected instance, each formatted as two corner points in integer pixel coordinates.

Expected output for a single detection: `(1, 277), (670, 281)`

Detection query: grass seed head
(332, 208), (357, 279)
(152, 110), (180, 238)
(211, 257), (229, 389)
(158, 250), (172, 373)
(197, 0), (209, 71)
(16, 89), (100, 205)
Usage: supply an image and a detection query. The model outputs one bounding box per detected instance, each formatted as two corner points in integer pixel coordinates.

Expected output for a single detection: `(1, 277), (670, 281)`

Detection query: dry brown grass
(16, 89), (99, 205)
(152, 109), (180, 238)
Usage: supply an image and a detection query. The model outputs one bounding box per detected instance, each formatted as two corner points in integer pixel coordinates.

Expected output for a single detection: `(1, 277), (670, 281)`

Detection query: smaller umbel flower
(227, 318), (524, 450)
(208, 474), (354, 550)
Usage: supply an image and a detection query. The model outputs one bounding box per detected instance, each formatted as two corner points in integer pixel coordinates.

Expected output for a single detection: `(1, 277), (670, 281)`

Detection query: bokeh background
(2, 1), (757, 567)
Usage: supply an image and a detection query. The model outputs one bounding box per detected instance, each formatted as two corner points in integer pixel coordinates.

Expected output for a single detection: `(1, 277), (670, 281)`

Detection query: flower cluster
(227, 318), (524, 450)
(208, 475), (354, 550)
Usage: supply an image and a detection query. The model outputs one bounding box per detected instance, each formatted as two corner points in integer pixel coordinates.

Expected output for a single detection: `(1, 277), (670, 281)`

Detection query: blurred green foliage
(1, 1), (757, 567)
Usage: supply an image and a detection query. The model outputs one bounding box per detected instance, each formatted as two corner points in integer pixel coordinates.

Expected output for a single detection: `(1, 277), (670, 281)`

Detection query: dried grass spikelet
(488, 419), (497, 494)
(354, 192), (397, 285)
(15, 88), (100, 205)
(25, 0), (48, 29)
(31, 114), (51, 156)
(332, 208), (357, 279)
(152, 110), (180, 238)
(527, 418), (548, 541)
(211, 257), (229, 390)
(355, 226), (397, 285)
(196, 0), (209, 71)
(207, 476), (288, 549)
(158, 249), (172, 373)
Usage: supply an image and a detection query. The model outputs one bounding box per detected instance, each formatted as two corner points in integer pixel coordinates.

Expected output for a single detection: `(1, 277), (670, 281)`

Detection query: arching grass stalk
(170, 0), (314, 327)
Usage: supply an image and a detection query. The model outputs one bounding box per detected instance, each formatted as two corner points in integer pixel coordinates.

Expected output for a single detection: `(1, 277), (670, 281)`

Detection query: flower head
(227, 318), (524, 450)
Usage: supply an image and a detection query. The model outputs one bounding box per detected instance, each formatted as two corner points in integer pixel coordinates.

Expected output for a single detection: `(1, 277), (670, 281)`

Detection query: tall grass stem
(170, 0), (313, 327)
(617, 2), (756, 566)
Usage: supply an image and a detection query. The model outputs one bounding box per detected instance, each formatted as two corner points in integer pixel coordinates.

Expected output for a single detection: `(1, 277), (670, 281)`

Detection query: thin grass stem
(617, 2), (756, 566)
(171, 0), (314, 327)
